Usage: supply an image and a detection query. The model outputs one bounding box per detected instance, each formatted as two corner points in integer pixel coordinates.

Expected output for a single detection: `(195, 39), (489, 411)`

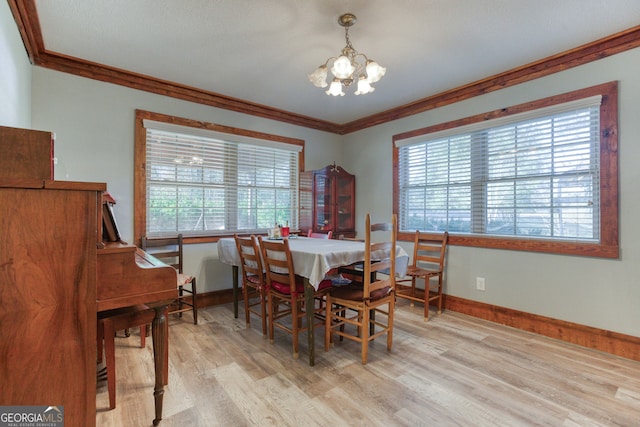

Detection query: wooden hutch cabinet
(300, 163), (356, 238)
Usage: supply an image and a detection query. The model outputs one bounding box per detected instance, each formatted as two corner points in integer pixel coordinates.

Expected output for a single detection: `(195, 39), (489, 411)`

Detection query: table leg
(232, 265), (239, 318)
(304, 278), (315, 366)
(151, 304), (168, 426)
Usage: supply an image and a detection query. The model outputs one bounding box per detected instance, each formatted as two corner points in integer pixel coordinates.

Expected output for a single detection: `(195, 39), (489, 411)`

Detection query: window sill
(397, 231), (619, 258)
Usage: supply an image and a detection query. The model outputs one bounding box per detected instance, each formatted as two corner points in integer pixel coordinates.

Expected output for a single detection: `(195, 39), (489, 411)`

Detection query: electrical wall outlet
(476, 277), (485, 291)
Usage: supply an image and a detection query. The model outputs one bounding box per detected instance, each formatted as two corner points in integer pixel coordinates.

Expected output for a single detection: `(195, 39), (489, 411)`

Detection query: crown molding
(9, 0), (640, 135)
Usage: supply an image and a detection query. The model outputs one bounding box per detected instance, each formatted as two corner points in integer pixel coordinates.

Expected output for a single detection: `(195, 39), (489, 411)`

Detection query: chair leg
(324, 298), (333, 351)
(191, 278), (198, 325)
(243, 282), (251, 327)
(291, 297), (299, 359)
(387, 299), (395, 351)
(436, 274), (443, 314)
(296, 299), (304, 329)
(370, 309), (376, 336)
(361, 308), (370, 365)
(178, 285), (184, 318)
(423, 276), (431, 321)
(268, 294), (275, 344)
(407, 277), (416, 308)
(260, 291), (268, 336)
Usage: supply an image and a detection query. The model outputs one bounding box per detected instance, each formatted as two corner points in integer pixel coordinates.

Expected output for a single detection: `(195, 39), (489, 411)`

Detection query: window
(134, 111), (304, 243)
(393, 82), (618, 258)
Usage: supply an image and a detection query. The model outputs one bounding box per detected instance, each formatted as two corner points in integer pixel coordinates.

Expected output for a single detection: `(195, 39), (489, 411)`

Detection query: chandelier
(308, 13), (386, 96)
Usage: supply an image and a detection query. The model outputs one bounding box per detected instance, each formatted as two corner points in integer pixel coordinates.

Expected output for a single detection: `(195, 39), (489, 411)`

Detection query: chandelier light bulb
(331, 55), (355, 79)
(308, 65), (329, 88)
(355, 76), (374, 95)
(326, 79), (345, 96)
(309, 13), (385, 97)
(365, 60), (386, 83)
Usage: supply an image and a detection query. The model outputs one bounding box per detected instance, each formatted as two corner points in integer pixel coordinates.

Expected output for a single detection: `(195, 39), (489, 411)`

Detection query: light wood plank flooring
(96, 301), (640, 426)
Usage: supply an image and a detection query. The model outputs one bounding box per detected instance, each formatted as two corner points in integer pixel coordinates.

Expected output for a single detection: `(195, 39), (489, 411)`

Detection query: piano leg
(151, 304), (169, 426)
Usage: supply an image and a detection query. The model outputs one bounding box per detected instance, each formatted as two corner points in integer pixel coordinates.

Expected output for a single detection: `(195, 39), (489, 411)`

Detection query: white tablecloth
(218, 236), (408, 288)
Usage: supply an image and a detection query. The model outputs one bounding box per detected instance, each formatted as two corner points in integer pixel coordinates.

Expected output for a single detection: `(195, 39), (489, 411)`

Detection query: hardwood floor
(96, 301), (640, 426)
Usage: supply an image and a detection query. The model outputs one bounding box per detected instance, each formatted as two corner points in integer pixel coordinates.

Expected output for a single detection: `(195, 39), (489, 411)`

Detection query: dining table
(217, 235), (408, 366)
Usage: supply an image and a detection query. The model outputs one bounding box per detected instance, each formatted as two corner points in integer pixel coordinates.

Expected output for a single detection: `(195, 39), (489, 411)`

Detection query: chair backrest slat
(258, 237), (298, 293)
(234, 234), (263, 282)
(141, 234), (184, 273)
(412, 231), (448, 272)
(363, 214), (397, 299)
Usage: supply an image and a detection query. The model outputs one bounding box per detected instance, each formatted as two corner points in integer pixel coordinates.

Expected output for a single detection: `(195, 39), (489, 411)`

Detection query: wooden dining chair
(395, 230), (448, 321)
(258, 236), (333, 358)
(141, 234), (198, 324)
(234, 234), (267, 336)
(97, 305), (168, 409)
(324, 214), (397, 364)
(307, 230), (333, 239)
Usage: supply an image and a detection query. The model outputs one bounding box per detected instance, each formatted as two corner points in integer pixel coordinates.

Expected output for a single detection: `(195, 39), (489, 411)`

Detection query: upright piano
(0, 125), (177, 427)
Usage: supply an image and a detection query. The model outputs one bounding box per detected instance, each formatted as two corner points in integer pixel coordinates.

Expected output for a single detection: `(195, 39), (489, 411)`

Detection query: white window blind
(396, 96), (602, 241)
(144, 121), (300, 237)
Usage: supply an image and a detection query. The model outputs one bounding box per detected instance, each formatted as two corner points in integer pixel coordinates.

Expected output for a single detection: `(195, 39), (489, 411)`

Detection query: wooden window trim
(393, 81), (619, 258)
(134, 109), (305, 246)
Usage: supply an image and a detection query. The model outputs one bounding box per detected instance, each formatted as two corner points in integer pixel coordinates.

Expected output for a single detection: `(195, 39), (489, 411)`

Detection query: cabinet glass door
(335, 174), (354, 232)
(314, 173), (333, 232)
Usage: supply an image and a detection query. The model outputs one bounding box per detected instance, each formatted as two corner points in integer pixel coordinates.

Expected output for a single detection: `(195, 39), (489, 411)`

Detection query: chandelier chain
(344, 26), (352, 50)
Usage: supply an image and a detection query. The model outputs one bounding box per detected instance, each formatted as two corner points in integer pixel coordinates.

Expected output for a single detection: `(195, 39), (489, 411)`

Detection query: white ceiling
(34, 0), (640, 125)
